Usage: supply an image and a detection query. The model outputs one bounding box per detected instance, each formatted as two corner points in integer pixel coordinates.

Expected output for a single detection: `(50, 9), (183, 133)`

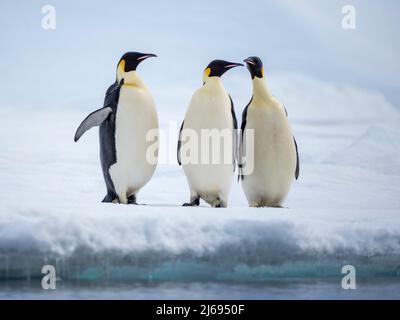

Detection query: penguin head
(243, 56), (264, 79)
(117, 51), (157, 83)
(203, 59), (243, 84)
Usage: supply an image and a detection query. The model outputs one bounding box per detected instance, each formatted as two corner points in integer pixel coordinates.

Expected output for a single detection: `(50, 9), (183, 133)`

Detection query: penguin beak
(243, 58), (255, 66)
(224, 62), (244, 70)
(137, 53), (157, 61)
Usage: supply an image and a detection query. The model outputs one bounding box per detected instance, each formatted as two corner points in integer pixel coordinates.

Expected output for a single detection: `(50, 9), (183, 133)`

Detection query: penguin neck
(203, 76), (225, 93)
(251, 77), (273, 105)
(117, 71), (146, 89)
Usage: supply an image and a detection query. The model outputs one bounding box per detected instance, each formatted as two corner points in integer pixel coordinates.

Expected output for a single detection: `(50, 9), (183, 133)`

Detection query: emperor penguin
(239, 56), (299, 207)
(74, 52), (159, 204)
(177, 59), (243, 208)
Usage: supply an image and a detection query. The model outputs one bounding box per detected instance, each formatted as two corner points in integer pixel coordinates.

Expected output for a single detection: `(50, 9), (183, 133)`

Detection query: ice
(0, 74), (399, 282)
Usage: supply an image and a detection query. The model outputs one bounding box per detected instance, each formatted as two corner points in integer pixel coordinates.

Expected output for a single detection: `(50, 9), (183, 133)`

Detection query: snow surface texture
(0, 73), (400, 282)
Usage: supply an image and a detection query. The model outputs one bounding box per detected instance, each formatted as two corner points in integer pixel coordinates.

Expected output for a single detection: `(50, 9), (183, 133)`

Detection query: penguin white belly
(109, 85), (159, 202)
(182, 90), (234, 204)
(242, 104), (296, 207)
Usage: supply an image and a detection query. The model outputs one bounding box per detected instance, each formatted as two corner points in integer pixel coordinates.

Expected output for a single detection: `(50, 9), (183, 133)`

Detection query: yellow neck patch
(261, 67), (265, 78)
(203, 67), (211, 83)
(117, 59), (125, 80)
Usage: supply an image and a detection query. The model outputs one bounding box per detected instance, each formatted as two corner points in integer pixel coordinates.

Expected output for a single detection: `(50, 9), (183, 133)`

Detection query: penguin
(74, 52), (159, 204)
(177, 59), (243, 208)
(239, 56), (299, 207)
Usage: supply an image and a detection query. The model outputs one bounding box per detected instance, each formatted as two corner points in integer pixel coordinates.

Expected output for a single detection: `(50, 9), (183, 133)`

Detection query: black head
(203, 59), (243, 83)
(117, 51), (157, 73)
(243, 56), (264, 79)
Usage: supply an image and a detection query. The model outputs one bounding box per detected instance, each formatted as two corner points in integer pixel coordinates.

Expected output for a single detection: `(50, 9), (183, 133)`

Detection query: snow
(0, 73), (399, 282)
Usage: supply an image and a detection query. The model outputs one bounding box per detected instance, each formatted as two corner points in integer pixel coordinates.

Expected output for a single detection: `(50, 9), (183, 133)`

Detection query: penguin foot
(249, 201), (284, 208)
(213, 198), (227, 208)
(214, 202), (227, 208)
(249, 202), (263, 208)
(182, 203), (197, 207)
(182, 197), (200, 207)
(127, 195), (138, 205)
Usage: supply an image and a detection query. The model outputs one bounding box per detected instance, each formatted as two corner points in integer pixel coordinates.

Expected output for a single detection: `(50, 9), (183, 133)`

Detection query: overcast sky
(0, 0), (399, 110)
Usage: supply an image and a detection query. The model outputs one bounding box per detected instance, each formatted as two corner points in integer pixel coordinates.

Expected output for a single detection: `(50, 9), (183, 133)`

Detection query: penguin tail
(101, 192), (116, 203)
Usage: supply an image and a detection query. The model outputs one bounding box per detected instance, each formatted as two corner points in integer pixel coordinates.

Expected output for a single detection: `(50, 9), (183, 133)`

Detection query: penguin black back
(99, 81), (122, 202)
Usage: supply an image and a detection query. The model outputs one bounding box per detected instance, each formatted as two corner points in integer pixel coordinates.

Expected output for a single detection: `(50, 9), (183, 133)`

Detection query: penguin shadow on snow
(103, 203), (215, 208)
(138, 202), (215, 208)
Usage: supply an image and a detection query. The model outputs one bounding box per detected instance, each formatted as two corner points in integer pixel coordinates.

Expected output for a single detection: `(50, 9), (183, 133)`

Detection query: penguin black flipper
(283, 105), (288, 117)
(99, 80), (123, 203)
(74, 107), (113, 142)
(294, 137), (300, 180)
(238, 97), (252, 181)
(229, 95), (238, 172)
(177, 121), (184, 166)
(283, 104), (299, 180)
(104, 80), (121, 107)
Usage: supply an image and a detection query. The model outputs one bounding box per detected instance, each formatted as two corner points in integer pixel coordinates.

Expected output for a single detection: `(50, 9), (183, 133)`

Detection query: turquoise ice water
(1, 279), (400, 300)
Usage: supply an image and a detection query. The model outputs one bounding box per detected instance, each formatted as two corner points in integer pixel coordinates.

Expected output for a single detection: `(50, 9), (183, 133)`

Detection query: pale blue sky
(0, 0), (399, 109)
